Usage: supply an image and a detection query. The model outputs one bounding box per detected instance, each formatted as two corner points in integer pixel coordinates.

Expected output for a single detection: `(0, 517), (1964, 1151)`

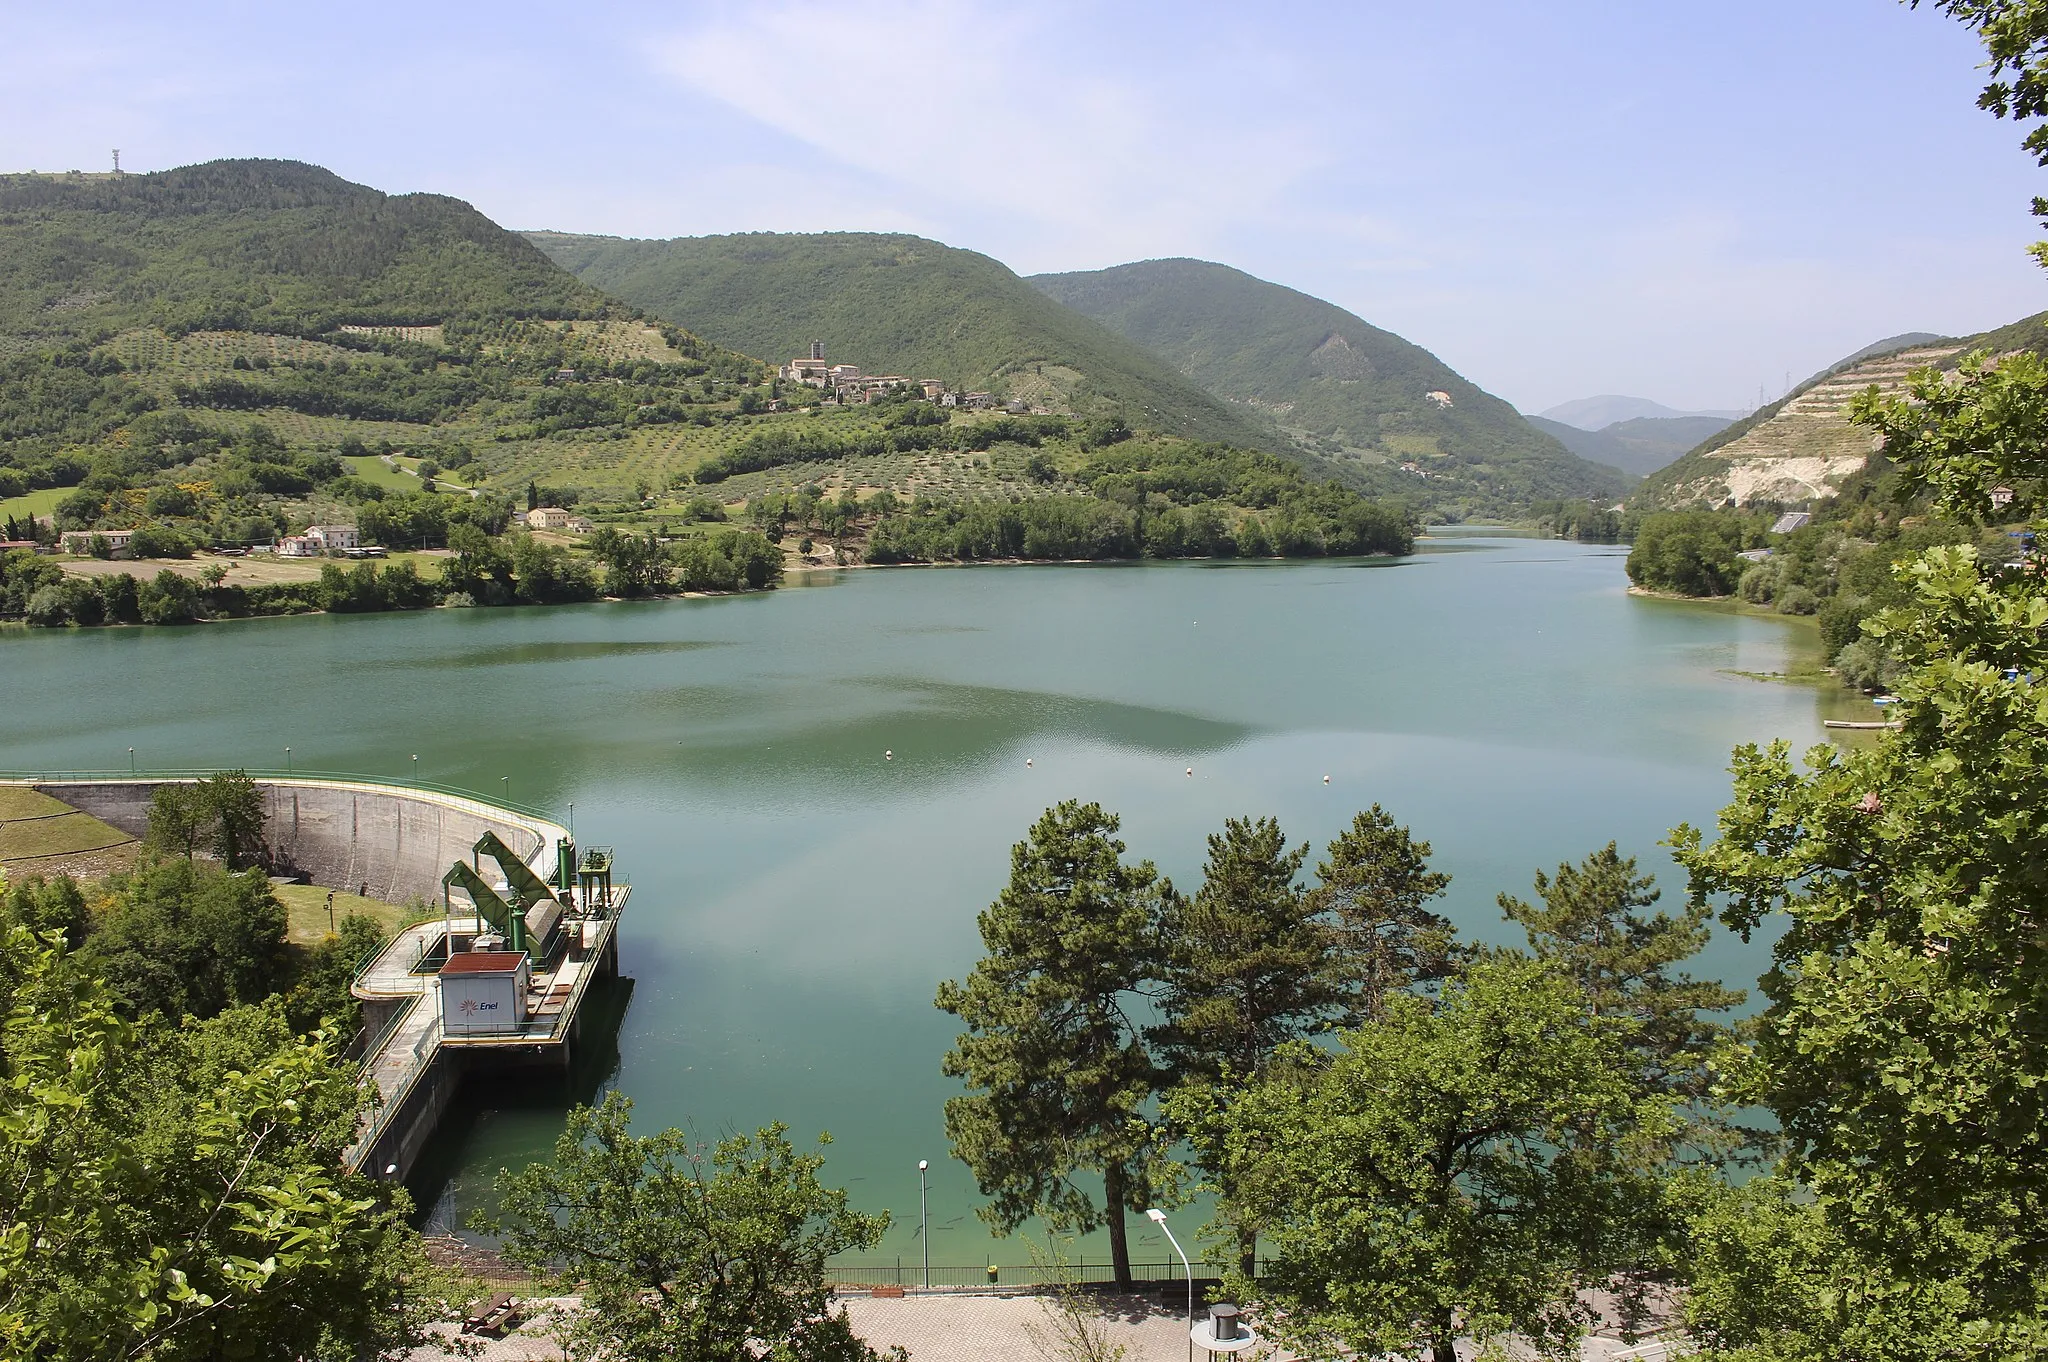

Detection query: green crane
(439, 830), (561, 956)
(442, 860), (528, 954)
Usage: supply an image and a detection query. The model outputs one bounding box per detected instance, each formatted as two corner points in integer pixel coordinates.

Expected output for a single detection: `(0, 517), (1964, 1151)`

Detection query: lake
(0, 533), (1847, 1270)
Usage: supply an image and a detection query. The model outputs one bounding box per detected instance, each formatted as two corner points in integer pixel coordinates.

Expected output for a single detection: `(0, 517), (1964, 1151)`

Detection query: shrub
(1738, 563), (1777, 604)
(1775, 586), (1819, 616)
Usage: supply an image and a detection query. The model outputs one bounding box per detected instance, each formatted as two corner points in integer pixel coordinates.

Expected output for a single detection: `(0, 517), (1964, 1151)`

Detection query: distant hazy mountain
(1538, 395), (1746, 431)
(528, 230), (1287, 454)
(1526, 413), (1737, 479)
(1030, 257), (1632, 516)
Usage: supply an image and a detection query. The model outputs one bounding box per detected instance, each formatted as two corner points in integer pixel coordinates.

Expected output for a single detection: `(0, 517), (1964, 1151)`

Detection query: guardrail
(0, 768), (560, 822)
(349, 1009), (445, 1167)
(345, 993), (419, 1070)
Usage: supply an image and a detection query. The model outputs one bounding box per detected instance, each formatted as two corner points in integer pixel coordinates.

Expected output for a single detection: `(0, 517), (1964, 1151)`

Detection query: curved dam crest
(22, 777), (567, 901)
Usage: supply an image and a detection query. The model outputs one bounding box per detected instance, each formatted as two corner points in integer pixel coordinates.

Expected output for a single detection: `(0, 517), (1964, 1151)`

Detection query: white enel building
(439, 952), (530, 1035)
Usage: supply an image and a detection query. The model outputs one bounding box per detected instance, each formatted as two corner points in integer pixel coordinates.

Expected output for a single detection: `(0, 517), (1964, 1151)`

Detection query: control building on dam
(11, 774), (630, 1184)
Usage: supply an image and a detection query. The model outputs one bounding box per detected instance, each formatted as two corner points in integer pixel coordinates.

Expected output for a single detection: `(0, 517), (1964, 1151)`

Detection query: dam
(2, 772), (629, 1183)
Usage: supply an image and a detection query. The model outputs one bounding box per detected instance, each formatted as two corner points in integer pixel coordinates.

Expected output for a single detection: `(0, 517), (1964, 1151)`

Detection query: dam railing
(0, 767), (561, 822)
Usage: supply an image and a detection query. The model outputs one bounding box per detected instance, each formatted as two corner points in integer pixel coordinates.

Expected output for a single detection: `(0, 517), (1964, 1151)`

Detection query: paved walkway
(402, 1291), (1681, 1361)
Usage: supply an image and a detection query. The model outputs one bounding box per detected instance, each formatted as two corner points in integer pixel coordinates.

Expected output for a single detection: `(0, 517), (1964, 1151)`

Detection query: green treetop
(935, 800), (1172, 1289)
(1214, 956), (1677, 1362)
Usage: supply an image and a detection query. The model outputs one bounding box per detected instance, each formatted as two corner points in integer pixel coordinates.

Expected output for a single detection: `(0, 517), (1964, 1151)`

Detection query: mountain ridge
(1030, 257), (1634, 516)
(526, 229), (1293, 457)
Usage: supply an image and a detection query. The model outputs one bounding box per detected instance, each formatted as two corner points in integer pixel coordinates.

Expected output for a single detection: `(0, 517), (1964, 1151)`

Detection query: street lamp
(501, 776), (510, 804)
(284, 747), (292, 773)
(411, 754), (419, 783)
(127, 747), (135, 775)
(1148, 1208), (1194, 1362)
(918, 1161), (930, 1288)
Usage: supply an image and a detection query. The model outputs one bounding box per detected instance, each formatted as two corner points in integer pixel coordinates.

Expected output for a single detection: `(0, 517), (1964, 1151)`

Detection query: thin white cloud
(650, 0), (1327, 268)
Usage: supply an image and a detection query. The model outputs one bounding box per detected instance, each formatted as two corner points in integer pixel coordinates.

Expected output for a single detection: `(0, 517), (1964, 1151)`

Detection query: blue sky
(3, 0), (2041, 413)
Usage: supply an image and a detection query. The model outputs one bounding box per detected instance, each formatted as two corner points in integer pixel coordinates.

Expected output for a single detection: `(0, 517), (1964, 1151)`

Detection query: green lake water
(0, 533), (1851, 1271)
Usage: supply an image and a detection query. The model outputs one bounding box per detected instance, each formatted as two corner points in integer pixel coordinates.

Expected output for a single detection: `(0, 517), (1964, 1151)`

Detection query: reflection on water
(0, 539), (1834, 1266)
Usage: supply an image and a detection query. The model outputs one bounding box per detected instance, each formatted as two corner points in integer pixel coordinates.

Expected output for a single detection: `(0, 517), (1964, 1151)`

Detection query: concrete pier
(3, 775), (626, 1183)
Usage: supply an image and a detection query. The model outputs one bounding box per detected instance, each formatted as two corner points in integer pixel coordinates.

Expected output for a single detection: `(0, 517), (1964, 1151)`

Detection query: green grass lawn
(0, 487), (66, 524)
(343, 455), (419, 491)
(272, 882), (408, 945)
(0, 787), (71, 820)
(0, 809), (133, 862)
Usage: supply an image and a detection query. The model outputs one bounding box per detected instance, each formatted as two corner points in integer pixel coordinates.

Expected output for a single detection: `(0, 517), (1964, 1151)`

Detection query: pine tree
(1154, 816), (1348, 1273)
(1307, 805), (1460, 1024)
(1498, 843), (1743, 1112)
(936, 801), (1170, 1288)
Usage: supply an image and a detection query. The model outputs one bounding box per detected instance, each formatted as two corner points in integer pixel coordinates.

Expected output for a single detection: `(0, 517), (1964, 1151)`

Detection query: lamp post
(501, 776), (510, 804)
(411, 754), (419, 784)
(127, 747), (135, 775)
(1148, 1208), (1193, 1362)
(918, 1160), (929, 1288)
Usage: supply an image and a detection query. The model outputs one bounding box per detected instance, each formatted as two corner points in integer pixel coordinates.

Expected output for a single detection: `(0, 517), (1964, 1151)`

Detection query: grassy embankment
(0, 785), (139, 877)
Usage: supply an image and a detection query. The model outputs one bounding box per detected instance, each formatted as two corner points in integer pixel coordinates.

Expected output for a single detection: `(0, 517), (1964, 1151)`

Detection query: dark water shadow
(405, 974), (635, 1231)
(632, 679), (1260, 792)
(387, 640), (728, 671)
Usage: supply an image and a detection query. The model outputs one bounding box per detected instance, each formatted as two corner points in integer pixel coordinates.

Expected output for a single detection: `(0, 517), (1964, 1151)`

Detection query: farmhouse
(525, 507), (573, 531)
(58, 529), (132, 555)
(305, 524), (359, 552)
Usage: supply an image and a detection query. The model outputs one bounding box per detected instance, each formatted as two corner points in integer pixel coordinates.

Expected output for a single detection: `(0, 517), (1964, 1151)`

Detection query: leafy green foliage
(1214, 956), (1677, 1362)
(0, 927), (433, 1361)
(1032, 257), (1636, 517)
(1625, 510), (1758, 595)
(935, 801), (1174, 1287)
(1498, 845), (1744, 1147)
(480, 1093), (895, 1362)
(82, 859), (291, 1022)
(142, 771), (266, 869)
(0, 160), (611, 346)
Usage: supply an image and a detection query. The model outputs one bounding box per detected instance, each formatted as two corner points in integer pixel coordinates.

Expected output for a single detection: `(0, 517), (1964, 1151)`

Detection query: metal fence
(827, 1260), (1232, 1289)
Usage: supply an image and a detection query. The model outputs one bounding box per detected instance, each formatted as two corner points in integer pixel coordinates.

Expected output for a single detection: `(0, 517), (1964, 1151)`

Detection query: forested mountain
(1030, 257), (1634, 517)
(527, 230), (1290, 455)
(0, 160), (617, 344)
(1526, 413), (1735, 478)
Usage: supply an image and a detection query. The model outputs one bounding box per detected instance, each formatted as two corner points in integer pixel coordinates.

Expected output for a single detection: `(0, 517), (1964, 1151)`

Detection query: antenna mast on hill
(111, 149), (121, 175)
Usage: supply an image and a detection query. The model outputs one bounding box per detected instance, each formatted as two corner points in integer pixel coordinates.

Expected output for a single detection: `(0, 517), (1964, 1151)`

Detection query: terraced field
(1640, 344), (1962, 506)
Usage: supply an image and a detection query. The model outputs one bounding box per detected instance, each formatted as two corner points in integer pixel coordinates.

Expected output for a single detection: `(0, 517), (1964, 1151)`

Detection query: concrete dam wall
(30, 779), (567, 904)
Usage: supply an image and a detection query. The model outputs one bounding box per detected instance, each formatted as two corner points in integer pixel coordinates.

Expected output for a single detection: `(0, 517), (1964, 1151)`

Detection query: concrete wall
(29, 779), (567, 906)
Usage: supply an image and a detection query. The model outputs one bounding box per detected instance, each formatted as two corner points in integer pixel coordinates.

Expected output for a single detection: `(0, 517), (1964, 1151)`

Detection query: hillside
(1633, 330), (1988, 507)
(0, 160), (618, 345)
(526, 230), (1291, 456)
(1527, 413), (1735, 478)
(0, 161), (1417, 578)
(1029, 257), (1633, 517)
